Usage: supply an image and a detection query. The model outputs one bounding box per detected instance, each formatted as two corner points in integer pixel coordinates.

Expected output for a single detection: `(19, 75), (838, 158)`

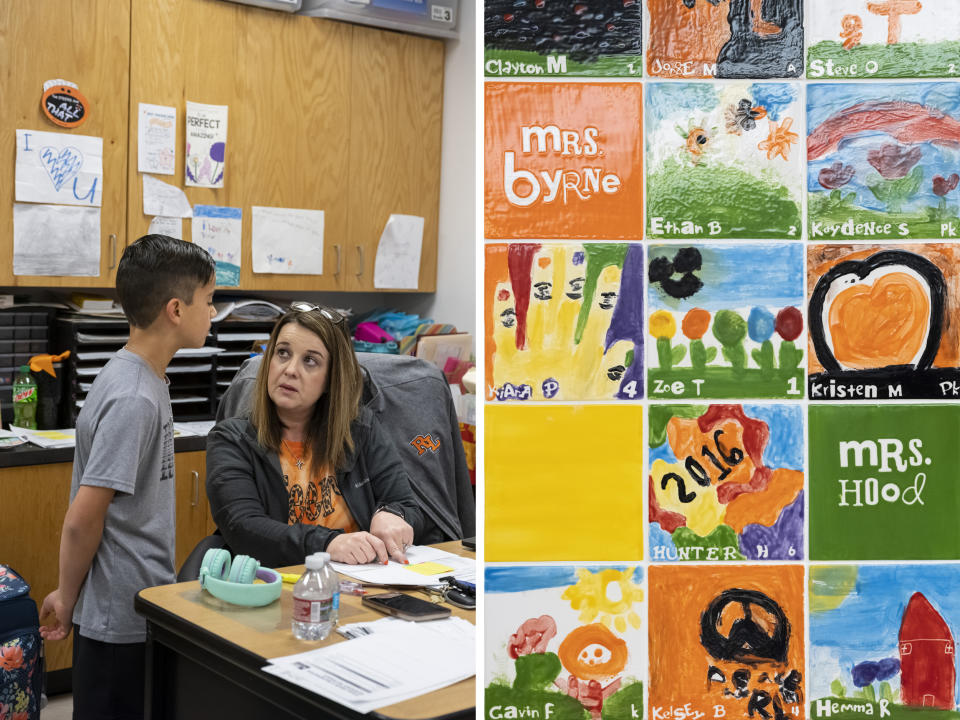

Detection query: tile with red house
(810, 564), (960, 720)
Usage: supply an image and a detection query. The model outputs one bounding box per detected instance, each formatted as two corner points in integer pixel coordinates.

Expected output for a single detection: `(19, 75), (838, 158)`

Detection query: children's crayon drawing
(808, 0), (960, 79)
(810, 564), (960, 720)
(809, 404), (960, 560)
(807, 244), (960, 401)
(807, 83), (960, 241)
(645, 82), (802, 239)
(485, 82), (643, 240)
(645, 0), (802, 78)
(649, 404), (803, 562)
(484, 0), (643, 78)
(192, 205), (242, 287)
(649, 565), (805, 720)
(485, 404), (643, 561)
(485, 565), (645, 720)
(647, 243), (805, 399)
(485, 242), (644, 402)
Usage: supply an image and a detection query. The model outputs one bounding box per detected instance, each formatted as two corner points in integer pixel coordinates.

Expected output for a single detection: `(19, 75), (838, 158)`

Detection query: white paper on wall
(251, 206), (325, 275)
(185, 101), (228, 188)
(148, 216), (183, 240)
(143, 175), (193, 218)
(138, 103), (177, 175)
(15, 129), (103, 207)
(13, 203), (100, 276)
(373, 214), (423, 289)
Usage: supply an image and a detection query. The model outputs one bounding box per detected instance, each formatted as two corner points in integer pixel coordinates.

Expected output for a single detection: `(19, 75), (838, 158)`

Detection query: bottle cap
(18, 365), (29, 373)
(305, 554), (326, 570)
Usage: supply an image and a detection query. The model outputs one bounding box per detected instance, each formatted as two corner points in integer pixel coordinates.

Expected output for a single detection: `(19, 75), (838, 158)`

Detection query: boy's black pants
(72, 626), (146, 720)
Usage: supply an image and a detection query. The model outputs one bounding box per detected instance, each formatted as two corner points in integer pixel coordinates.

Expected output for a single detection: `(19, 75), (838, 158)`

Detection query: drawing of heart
(809, 250), (945, 373)
(39, 145), (84, 192)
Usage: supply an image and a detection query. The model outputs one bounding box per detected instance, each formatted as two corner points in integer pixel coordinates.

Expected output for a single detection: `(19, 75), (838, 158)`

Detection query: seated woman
(206, 302), (423, 566)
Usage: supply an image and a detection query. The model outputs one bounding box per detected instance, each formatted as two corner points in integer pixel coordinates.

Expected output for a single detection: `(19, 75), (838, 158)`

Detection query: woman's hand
(327, 531), (389, 565)
(370, 511), (414, 564)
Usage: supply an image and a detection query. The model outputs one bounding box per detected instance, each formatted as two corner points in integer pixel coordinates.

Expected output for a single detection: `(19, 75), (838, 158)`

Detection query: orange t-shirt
(279, 440), (358, 533)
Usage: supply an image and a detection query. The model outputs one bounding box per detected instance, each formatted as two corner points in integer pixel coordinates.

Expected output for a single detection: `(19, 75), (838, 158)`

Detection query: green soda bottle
(13, 365), (38, 429)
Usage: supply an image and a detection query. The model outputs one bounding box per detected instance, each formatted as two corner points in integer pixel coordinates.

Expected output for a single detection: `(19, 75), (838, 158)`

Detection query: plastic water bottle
(292, 552), (338, 641)
(320, 554), (340, 628)
(12, 366), (37, 429)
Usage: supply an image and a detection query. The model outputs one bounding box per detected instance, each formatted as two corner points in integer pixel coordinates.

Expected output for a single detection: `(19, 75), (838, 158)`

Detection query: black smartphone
(362, 592), (452, 621)
(461, 536), (476, 550)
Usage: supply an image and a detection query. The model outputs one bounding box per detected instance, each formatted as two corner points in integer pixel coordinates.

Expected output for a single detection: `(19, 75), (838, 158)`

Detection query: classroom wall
(259, 8), (477, 342)
(368, 5), (477, 339)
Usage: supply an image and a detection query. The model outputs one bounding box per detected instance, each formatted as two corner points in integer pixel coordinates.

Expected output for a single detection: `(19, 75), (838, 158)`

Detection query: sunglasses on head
(289, 301), (347, 326)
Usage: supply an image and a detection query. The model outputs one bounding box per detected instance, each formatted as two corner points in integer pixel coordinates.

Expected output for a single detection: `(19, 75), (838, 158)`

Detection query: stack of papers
(263, 616), (474, 713)
(330, 545), (475, 587)
(10, 425), (75, 449)
(173, 420), (217, 437)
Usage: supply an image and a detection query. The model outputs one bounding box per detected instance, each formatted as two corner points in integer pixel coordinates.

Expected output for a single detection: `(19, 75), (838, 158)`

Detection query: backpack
(0, 565), (43, 720)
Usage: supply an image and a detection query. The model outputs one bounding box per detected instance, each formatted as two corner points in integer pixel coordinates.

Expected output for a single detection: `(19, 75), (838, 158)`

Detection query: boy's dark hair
(116, 235), (216, 328)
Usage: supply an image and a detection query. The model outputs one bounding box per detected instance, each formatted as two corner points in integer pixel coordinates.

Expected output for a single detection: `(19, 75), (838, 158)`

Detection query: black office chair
(177, 533), (230, 583)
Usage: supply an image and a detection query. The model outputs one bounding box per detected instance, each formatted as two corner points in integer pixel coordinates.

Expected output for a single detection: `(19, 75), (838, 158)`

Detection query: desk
(135, 541), (475, 720)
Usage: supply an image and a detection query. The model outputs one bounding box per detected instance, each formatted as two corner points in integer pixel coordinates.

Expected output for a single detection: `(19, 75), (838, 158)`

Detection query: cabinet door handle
(333, 244), (341, 277)
(355, 245), (363, 279)
(191, 471), (199, 507)
(108, 234), (117, 270)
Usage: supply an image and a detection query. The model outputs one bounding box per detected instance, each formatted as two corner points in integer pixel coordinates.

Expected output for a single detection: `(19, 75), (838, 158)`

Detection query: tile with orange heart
(485, 564), (645, 720)
(649, 565), (805, 720)
(484, 82), (643, 240)
(807, 244), (960, 400)
(809, 404), (960, 560)
(645, 0), (802, 79)
(649, 404), (804, 563)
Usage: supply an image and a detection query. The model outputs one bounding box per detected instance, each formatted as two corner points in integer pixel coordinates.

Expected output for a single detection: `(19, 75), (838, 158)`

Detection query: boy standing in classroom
(39, 235), (216, 719)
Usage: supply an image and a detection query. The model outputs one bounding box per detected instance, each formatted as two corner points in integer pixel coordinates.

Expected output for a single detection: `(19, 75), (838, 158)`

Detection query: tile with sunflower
(645, 81), (803, 241)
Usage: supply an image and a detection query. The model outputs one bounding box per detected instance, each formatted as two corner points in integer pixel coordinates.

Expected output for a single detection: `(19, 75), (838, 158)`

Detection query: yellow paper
(34, 431), (72, 440)
(405, 561), (454, 576)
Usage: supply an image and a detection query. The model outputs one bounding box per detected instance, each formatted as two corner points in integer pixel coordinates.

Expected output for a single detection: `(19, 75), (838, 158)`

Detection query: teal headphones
(198, 548), (282, 607)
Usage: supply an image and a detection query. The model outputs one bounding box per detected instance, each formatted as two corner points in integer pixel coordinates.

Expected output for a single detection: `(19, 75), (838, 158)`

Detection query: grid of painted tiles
(482, 2), (960, 720)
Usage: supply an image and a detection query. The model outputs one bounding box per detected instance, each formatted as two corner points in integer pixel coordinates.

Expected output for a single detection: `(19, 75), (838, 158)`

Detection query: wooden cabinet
(1, 461), (74, 672)
(174, 451), (215, 572)
(1, 450), (214, 674)
(0, 0), (130, 288)
(344, 25), (443, 292)
(0, 0), (444, 291)
(127, 1), (354, 292)
(127, 1), (444, 293)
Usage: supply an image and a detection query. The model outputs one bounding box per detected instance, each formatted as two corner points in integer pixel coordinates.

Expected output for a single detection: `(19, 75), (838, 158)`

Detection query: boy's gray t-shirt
(71, 348), (175, 643)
